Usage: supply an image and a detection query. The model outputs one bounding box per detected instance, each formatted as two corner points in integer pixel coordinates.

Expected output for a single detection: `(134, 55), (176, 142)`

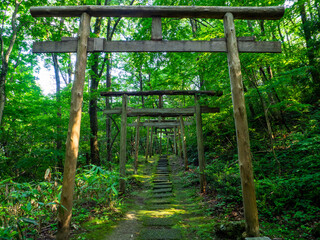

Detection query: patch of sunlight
(138, 208), (187, 217)
(83, 218), (109, 226)
(126, 212), (137, 220)
(132, 174), (150, 179)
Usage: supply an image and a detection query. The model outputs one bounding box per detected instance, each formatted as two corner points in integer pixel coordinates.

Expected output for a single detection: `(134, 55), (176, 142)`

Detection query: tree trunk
(106, 53), (112, 163)
(298, 0), (320, 92)
(52, 54), (63, 171)
(0, 0), (21, 125)
(89, 16), (102, 166)
(56, 12), (91, 240)
(139, 71), (144, 107)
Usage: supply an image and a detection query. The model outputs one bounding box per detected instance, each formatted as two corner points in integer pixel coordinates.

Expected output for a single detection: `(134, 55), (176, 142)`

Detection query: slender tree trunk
(106, 53), (112, 163)
(139, 71), (144, 107)
(52, 54), (63, 170)
(57, 12), (91, 240)
(0, 65), (7, 126)
(0, 0), (21, 126)
(88, 16), (102, 166)
(249, 74), (281, 175)
(299, 0), (320, 92)
(105, 0), (135, 163)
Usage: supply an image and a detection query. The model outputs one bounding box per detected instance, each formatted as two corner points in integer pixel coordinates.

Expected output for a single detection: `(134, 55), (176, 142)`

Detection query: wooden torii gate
(30, 5), (284, 239)
(101, 90), (220, 195)
(128, 120), (192, 158)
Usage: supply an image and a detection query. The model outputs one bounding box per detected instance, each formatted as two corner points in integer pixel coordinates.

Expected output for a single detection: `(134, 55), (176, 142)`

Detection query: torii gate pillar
(57, 13), (91, 240)
(224, 12), (259, 237)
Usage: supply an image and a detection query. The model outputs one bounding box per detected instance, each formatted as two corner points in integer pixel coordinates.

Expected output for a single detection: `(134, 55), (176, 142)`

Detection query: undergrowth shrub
(0, 165), (120, 239)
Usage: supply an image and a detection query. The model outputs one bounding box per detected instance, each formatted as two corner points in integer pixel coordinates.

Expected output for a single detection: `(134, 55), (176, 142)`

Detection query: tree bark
(52, 54), (63, 171)
(0, 0), (21, 126)
(298, 0), (320, 92)
(89, 16), (102, 166)
(139, 71), (144, 107)
(56, 12), (91, 240)
(224, 12), (259, 237)
(105, 0), (135, 163)
(106, 53), (112, 163)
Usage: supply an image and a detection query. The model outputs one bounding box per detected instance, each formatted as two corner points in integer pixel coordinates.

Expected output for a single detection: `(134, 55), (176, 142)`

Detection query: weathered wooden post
(224, 12), (259, 237)
(173, 126), (177, 155)
(56, 12), (91, 240)
(166, 132), (170, 155)
(145, 122), (150, 162)
(159, 95), (163, 156)
(159, 129), (162, 155)
(179, 116), (188, 171)
(134, 116), (140, 173)
(177, 125), (183, 159)
(195, 95), (207, 193)
(119, 94), (128, 194)
(150, 126), (154, 157)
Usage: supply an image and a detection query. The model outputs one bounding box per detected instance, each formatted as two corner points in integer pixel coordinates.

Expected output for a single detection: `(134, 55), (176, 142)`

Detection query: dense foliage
(0, 0), (319, 239)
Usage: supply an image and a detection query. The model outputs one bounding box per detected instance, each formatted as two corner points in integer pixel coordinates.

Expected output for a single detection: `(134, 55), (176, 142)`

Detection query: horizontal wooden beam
(128, 121), (192, 127)
(100, 90), (222, 97)
(33, 38), (282, 53)
(30, 6), (284, 20)
(104, 106), (219, 117)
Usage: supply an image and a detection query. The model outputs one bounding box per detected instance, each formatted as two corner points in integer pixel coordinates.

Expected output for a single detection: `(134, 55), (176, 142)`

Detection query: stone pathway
(139, 155), (182, 240)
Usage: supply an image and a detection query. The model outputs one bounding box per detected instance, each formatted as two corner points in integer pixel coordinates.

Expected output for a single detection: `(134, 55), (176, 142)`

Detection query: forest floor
(75, 154), (216, 240)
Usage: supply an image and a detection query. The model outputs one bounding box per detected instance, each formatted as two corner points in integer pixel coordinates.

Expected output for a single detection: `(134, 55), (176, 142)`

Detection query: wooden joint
(152, 17), (162, 41)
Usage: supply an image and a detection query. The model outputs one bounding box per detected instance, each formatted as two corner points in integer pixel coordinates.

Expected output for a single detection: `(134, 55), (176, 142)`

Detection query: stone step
(143, 217), (175, 227)
(154, 176), (170, 180)
(140, 229), (182, 240)
(153, 184), (172, 189)
(153, 188), (172, 194)
(147, 204), (172, 210)
(149, 199), (172, 205)
(153, 180), (171, 184)
(154, 174), (169, 178)
(153, 193), (173, 198)
(154, 178), (170, 182)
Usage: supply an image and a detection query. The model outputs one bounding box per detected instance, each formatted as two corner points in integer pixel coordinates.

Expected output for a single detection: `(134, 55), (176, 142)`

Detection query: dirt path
(104, 155), (183, 240)
(98, 154), (219, 240)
